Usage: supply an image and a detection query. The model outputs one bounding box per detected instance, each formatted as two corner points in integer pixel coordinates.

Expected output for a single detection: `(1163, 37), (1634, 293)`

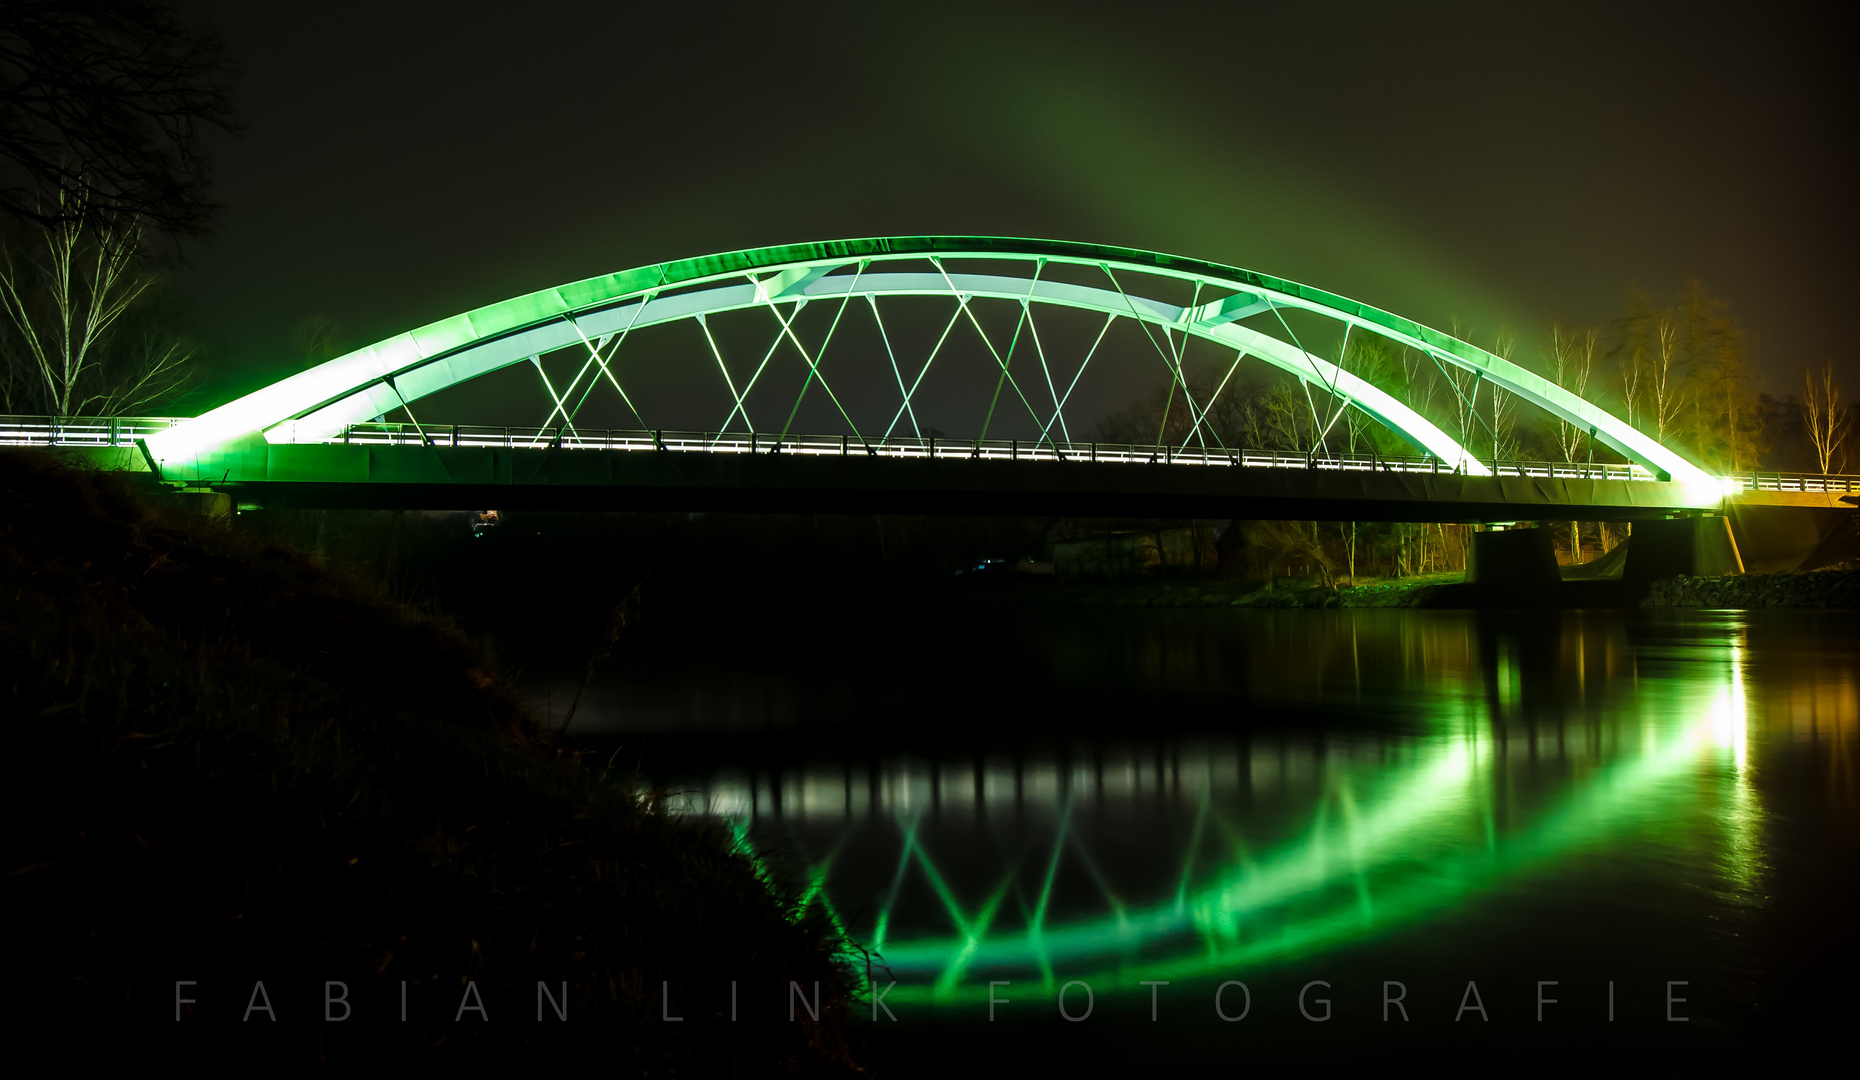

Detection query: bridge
(5, 237), (1854, 530)
(10, 414), (1854, 524)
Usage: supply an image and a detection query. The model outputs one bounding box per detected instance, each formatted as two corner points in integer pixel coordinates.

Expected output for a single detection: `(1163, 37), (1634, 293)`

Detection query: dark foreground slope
(0, 451), (859, 1073)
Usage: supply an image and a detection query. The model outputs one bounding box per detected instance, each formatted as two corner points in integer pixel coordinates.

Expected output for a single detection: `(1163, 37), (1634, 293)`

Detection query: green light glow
(139, 237), (1716, 490)
(715, 635), (1756, 1010)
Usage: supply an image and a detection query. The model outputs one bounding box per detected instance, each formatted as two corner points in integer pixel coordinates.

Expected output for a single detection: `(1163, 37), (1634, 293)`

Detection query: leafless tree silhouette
(1, 0), (238, 239)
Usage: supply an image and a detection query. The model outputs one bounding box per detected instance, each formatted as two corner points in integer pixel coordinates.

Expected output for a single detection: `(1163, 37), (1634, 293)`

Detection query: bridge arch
(141, 236), (1714, 490)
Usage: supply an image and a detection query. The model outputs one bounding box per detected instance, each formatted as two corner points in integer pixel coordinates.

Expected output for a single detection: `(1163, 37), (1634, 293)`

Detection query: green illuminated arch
(141, 236), (1714, 489)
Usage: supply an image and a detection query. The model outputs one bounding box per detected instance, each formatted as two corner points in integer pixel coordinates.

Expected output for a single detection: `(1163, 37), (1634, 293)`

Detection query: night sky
(170, 0), (1854, 408)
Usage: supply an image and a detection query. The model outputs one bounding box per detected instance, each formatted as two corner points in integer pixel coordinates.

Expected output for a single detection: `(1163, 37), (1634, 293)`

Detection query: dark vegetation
(232, 506), (1457, 623)
(239, 505), (1058, 633)
(0, 450), (861, 1072)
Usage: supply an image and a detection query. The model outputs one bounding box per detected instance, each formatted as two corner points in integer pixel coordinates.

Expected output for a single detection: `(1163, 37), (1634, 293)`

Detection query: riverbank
(0, 451), (859, 1071)
(939, 573), (1453, 609)
(1079, 575), (1454, 608)
(1641, 567), (1860, 608)
(943, 566), (1859, 610)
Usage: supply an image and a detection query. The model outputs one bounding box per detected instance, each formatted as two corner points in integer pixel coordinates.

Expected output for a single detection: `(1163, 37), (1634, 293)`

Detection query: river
(506, 602), (1855, 1071)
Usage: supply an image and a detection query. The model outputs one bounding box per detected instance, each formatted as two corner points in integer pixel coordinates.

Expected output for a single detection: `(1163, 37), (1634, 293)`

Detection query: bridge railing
(303, 421), (1668, 480)
(0, 415), (185, 447)
(7, 414), (1859, 493)
(1721, 470), (1860, 494)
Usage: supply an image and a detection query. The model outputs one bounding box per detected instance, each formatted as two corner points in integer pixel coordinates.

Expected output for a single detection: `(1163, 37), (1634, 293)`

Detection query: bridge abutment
(1623, 517), (1744, 586)
(1726, 496), (1857, 572)
(176, 490), (234, 525)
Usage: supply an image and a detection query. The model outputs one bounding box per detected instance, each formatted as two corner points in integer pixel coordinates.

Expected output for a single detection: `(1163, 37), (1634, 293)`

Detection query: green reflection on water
(697, 612), (1814, 1010)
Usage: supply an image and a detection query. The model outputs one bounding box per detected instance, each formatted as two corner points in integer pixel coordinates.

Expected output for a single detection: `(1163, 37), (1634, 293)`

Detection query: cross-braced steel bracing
(134, 237), (1718, 498)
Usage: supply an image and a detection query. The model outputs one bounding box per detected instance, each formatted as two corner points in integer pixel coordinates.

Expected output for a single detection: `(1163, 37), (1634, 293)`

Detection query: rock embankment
(1642, 568), (1859, 608)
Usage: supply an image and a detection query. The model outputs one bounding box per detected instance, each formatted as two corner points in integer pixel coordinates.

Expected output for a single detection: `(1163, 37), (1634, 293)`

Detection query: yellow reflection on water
(1713, 633), (1749, 773)
(657, 609), (1852, 1005)
(1713, 625), (1761, 894)
(1759, 646), (1859, 731)
(1760, 646), (1858, 803)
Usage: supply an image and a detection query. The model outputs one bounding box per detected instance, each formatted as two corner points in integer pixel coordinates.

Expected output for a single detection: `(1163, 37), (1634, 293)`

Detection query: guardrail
(1721, 470), (1860, 494)
(219, 419), (1668, 481)
(0, 416), (185, 446)
(5, 414), (1857, 492)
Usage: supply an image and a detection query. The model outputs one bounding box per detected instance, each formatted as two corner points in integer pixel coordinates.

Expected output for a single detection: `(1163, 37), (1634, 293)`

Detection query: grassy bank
(940, 573), (1459, 609)
(941, 564), (1858, 610)
(0, 451), (860, 1072)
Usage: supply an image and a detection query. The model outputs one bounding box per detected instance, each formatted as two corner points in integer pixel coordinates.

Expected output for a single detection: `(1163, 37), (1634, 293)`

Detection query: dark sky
(172, 0), (1854, 407)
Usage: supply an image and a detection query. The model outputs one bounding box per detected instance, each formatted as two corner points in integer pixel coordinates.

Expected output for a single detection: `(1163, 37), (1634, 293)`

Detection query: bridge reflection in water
(641, 611), (1855, 1010)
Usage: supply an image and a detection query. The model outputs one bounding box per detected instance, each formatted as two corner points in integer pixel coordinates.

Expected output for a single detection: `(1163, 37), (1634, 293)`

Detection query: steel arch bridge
(136, 236), (1727, 515)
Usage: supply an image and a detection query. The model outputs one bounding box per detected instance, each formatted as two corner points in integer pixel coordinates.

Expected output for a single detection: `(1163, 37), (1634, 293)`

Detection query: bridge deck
(203, 442), (1722, 520)
(9, 416), (1855, 520)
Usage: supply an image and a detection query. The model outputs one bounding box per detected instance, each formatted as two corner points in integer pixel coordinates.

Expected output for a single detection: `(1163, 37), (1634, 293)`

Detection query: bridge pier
(1464, 528), (1561, 589)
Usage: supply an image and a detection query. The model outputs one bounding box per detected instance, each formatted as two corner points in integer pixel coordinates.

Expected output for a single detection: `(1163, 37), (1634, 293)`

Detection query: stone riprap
(1641, 569), (1859, 609)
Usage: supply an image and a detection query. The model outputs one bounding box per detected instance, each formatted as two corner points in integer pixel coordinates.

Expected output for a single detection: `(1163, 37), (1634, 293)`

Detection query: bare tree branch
(0, 184), (191, 414)
(0, 0), (239, 239)
(1550, 324), (1595, 464)
(1648, 315), (1685, 441)
(1802, 361), (1854, 475)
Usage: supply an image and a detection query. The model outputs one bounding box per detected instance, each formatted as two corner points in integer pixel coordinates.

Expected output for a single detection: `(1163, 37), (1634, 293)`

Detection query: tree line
(1094, 279), (1853, 478)
(1091, 283), (1855, 583)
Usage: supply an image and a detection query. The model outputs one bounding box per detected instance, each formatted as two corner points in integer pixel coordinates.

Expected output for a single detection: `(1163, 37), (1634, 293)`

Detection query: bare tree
(1094, 361), (1261, 452)
(1258, 379), (1320, 453)
(1612, 288), (1659, 434)
(1399, 344), (1440, 419)
(1647, 315), (1685, 442)
(1549, 324), (1597, 563)
(1489, 333), (1520, 461)
(294, 313), (345, 370)
(1802, 361), (1854, 475)
(1444, 321), (1476, 437)
(1550, 325), (1596, 462)
(0, 186), (189, 414)
(1338, 333), (1397, 454)
(1, 0), (239, 239)
(1618, 344), (1642, 431)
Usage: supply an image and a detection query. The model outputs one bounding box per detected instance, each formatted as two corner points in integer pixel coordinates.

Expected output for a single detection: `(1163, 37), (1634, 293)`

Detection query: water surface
(515, 605), (1856, 1069)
